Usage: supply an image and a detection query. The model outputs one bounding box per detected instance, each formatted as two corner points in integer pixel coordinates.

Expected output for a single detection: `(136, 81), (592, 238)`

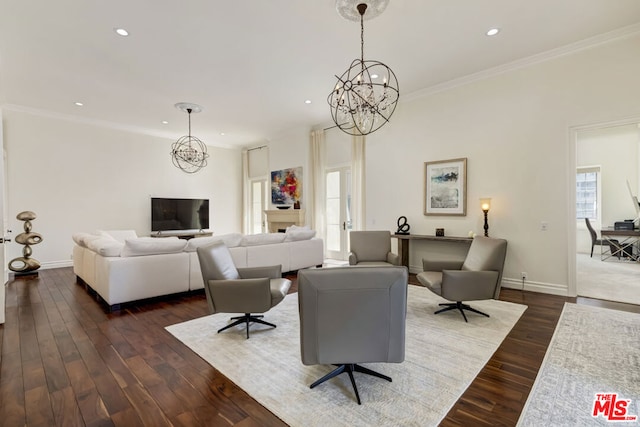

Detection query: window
(576, 167), (600, 220)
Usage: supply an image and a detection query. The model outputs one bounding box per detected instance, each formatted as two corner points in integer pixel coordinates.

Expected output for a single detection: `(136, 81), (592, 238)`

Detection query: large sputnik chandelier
(328, 0), (399, 136)
(171, 102), (209, 173)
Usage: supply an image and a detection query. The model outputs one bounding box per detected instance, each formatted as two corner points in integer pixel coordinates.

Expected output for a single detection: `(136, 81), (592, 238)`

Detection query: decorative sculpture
(9, 211), (43, 275)
(395, 216), (410, 235)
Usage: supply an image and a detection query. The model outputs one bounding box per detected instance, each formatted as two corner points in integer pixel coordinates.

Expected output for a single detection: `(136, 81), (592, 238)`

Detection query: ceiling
(1, 0), (640, 149)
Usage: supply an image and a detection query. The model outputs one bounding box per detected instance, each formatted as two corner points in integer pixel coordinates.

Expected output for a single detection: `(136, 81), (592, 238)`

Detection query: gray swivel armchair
(298, 266), (408, 404)
(197, 241), (291, 339)
(348, 230), (400, 266)
(416, 236), (507, 322)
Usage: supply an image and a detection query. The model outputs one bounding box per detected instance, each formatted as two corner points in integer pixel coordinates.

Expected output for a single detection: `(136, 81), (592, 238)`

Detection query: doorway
(325, 167), (352, 260)
(0, 113), (6, 324)
(574, 122), (640, 305)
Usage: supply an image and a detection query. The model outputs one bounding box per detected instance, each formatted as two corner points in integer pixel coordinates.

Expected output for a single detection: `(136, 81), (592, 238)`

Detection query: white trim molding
(502, 278), (569, 297)
(404, 23), (640, 103)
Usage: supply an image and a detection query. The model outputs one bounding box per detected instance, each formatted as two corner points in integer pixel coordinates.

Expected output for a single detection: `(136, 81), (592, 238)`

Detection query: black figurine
(395, 216), (410, 235)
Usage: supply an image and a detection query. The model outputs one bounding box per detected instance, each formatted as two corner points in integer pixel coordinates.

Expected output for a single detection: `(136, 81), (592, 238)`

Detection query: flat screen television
(151, 198), (209, 232)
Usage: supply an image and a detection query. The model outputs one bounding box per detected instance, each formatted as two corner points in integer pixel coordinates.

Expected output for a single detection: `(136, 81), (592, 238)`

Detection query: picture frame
(424, 158), (467, 216)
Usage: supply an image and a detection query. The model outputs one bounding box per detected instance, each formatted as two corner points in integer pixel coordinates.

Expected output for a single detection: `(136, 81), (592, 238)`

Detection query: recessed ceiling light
(74, 102), (83, 106)
(486, 28), (500, 36)
(220, 132), (225, 136)
(304, 100), (312, 104)
(114, 28), (129, 37)
(161, 120), (169, 125)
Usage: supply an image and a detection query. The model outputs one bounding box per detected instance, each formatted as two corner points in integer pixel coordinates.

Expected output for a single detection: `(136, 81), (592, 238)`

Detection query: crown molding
(403, 22), (640, 103)
(0, 103), (240, 150)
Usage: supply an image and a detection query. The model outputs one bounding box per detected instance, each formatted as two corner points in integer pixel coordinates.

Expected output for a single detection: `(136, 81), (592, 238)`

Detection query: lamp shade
(480, 198), (492, 212)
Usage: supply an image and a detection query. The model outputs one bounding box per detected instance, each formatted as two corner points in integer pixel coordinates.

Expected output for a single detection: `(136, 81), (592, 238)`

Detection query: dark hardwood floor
(1, 268), (638, 426)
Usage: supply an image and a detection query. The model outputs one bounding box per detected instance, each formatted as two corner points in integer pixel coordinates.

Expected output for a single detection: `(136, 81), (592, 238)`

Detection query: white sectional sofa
(72, 229), (323, 310)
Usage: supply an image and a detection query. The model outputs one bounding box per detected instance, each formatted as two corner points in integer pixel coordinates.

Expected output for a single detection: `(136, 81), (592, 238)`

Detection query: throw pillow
(184, 233), (244, 252)
(240, 233), (286, 247)
(72, 232), (101, 248)
(120, 237), (187, 257)
(97, 229), (139, 243)
(86, 237), (124, 257)
(284, 229), (316, 242)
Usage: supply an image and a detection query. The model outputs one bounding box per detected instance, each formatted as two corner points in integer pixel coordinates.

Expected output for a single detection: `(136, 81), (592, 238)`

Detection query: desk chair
(585, 218), (619, 259)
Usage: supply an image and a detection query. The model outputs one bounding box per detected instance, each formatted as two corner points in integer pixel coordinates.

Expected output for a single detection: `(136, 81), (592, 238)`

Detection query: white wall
(361, 34), (640, 295)
(576, 124), (640, 253)
(3, 109), (242, 268)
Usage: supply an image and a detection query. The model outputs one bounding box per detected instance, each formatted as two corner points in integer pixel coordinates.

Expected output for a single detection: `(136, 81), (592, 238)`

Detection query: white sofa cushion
(241, 233), (286, 247)
(95, 253), (190, 305)
(289, 238), (324, 271)
(246, 242), (290, 272)
(184, 233), (243, 252)
(86, 237), (124, 257)
(121, 237), (187, 257)
(98, 229), (138, 243)
(284, 228), (316, 242)
(72, 232), (101, 248)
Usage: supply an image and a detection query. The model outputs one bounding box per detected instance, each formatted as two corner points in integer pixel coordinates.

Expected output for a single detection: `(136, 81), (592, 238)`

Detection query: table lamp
(480, 198), (491, 237)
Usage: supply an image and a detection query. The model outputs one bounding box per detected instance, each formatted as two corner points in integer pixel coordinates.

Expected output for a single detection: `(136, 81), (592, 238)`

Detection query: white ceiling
(1, 0), (640, 148)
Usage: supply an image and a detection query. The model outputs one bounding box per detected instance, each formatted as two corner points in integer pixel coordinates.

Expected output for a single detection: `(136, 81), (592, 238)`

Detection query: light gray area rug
(577, 253), (640, 306)
(166, 286), (527, 427)
(518, 303), (640, 426)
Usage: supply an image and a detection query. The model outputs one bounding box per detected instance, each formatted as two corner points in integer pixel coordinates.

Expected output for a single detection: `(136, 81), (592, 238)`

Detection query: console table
(150, 231), (213, 240)
(391, 234), (473, 268)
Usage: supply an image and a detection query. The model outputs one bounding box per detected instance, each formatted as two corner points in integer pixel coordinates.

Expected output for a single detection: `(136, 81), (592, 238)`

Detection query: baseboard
(410, 265), (570, 297)
(40, 260), (73, 269)
(502, 278), (569, 296)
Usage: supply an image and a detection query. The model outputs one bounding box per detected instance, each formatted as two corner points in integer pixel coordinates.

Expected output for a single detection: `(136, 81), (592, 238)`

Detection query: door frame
(568, 115), (640, 298)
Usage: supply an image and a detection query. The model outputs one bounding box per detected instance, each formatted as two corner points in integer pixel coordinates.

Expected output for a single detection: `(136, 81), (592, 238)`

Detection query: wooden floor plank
(0, 376), (27, 427)
(24, 384), (55, 427)
(2, 267), (638, 427)
(50, 386), (85, 427)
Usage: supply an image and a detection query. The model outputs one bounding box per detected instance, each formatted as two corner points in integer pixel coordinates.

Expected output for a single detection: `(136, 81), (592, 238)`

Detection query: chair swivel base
(218, 313), (276, 339)
(310, 363), (392, 405)
(435, 302), (489, 323)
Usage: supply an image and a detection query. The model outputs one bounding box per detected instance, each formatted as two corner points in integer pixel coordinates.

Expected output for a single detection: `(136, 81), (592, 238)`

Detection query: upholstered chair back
(197, 241), (240, 281)
(197, 242), (242, 313)
(461, 236), (508, 298)
(349, 230), (392, 262)
(298, 266), (408, 365)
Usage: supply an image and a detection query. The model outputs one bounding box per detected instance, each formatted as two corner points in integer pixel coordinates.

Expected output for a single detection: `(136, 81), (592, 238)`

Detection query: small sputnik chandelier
(328, 0), (399, 136)
(171, 102), (209, 173)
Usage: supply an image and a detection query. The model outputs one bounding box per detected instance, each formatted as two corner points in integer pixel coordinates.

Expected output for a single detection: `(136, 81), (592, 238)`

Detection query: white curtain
(309, 129), (327, 248)
(242, 146), (269, 234)
(351, 135), (366, 231)
(241, 149), (251, 234)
